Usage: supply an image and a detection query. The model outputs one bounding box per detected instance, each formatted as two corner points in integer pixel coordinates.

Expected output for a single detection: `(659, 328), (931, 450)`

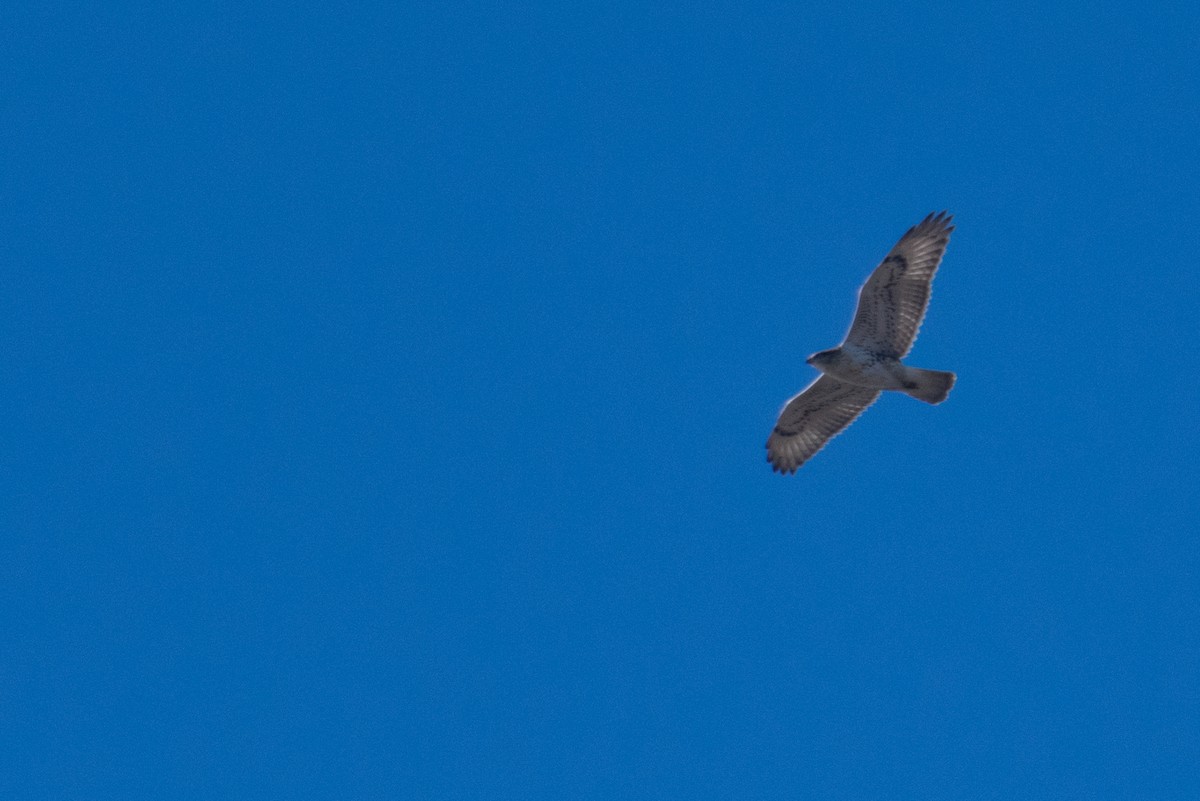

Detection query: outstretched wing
(766, 376), (881, 473)
(844, 211), (954, 357)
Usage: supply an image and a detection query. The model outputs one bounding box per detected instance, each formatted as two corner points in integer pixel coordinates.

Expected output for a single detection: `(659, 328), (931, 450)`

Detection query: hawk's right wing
(766, 376), (881, 473)
(844, 211), (953, 357)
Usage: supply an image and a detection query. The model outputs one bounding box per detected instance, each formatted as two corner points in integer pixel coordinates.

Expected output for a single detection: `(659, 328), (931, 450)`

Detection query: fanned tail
(903, 368), (955, 405)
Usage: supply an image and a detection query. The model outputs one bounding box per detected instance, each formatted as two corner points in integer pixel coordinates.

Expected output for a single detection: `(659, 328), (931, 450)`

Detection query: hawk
(766, 212), (956, 473)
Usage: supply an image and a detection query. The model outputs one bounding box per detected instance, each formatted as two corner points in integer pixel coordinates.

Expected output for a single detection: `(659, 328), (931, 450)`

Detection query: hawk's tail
(903, 368), (956, 405)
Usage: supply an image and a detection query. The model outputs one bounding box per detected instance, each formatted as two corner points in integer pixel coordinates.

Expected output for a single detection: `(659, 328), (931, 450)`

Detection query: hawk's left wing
(766, 375), (881, 473)
(844, 211), (953, 357)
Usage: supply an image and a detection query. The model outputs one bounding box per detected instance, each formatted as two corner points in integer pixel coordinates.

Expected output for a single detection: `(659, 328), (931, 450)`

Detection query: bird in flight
(766, 212), (956, 473)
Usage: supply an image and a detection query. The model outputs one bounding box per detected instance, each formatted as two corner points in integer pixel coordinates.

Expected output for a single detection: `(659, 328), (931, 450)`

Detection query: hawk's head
(806, 348), (840, 368)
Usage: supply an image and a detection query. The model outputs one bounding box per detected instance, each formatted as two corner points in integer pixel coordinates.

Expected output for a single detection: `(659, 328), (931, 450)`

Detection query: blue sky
(3, 2), (1199, 798)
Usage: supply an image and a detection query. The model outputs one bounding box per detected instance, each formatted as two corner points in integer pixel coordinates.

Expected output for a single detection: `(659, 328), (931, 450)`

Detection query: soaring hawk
(766, 212), (956, 473)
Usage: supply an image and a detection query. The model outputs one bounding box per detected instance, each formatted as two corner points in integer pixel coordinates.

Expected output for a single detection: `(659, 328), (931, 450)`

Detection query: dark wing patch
(844, 211), (954, 357)
(766, 376), (881, 473)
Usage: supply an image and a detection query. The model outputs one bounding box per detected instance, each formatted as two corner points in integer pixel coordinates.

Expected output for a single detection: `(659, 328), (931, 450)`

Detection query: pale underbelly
(822, 359), (906, 390)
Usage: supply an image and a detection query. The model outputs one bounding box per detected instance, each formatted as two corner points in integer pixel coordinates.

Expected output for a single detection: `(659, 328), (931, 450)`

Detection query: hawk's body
(766, 212), (956, 474)
(815, 344), (912, 389)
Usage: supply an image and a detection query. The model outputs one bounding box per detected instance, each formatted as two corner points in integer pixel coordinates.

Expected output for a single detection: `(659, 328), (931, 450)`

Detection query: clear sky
(3, 2), (1199, 799)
